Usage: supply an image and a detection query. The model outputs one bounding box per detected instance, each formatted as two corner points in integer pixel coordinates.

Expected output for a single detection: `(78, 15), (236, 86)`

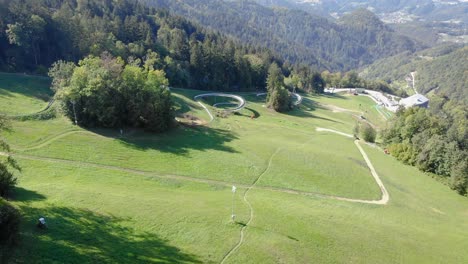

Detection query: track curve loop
(194, 93), (246, 112)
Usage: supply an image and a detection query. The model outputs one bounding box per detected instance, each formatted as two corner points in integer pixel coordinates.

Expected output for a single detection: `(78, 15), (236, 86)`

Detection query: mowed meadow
(1, 73), (467, 263)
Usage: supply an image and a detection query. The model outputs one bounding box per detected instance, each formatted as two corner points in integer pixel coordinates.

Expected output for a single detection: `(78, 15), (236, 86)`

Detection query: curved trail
(315, 127), (389, 205)
(8, 99), (55, 118)
(4, 125), (389, 205)
(220, 148), (281, 264)
(13, 130), (93, 151)
(4, 92), (391, 263)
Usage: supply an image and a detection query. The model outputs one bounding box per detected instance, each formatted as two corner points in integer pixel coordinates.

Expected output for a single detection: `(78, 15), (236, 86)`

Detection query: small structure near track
(399, 94), (429, 109)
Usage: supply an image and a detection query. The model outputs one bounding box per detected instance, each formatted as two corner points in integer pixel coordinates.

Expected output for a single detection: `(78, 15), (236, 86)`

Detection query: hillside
(254, 0), (468, 46)
(144, 0), (423, 71)
(0, 1), (467, 263)
(360, 44), (468, 104)
(1, 73), (468, 263)
(0, 0), (284, 91)
(254, 0), (468, 23)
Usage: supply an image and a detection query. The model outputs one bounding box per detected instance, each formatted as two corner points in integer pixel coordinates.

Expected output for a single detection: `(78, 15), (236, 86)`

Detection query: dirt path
(5, 125), (389, 206)
(13, 130), (92, 151)
(315, 127), (354, 138)
(220, 148), (281, 264)
(315, 127), (389, 205)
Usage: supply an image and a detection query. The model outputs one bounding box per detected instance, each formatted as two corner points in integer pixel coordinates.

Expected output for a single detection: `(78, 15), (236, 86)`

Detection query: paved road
(325, 88), (399, 112)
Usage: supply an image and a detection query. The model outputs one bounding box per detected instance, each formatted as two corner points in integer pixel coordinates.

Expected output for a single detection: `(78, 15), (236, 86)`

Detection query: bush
(0, 198), (21, 245)
(268, 87), (292, 112)
(0, 160), (18, 198)
(450, 162), (468, 196)
(361, 123), (376, 143)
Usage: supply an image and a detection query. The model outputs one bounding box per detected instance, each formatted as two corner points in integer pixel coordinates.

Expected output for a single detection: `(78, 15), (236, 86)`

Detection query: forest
(0, 0), (286, 92)
(382, 96), (468, 195)
(361, 44), (467, 105)
(145, 0), (423, 71)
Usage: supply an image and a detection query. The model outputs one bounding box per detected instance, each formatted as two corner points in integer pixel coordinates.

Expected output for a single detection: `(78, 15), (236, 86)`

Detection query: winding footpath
(9, 99), (55, 119)
(1, 124), (389, 206)
(3, 92), (390, 263)
(315, 127), (389, 205)
(220, 148), (281, 264)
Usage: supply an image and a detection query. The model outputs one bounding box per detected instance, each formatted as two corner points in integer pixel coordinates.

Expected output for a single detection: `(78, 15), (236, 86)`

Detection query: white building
(399, 94), (429, 108)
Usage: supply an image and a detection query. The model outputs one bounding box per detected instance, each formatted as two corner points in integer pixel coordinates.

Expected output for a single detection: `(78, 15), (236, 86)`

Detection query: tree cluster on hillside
(266, 63), (292, 112)
(361, 44), (467, 105)
(0, 0), (333, 96)
(145, 1), (423, 71)
(381, 96), (468, 195)
(50, 53), (174, 132)
(0, 0), (288, 92)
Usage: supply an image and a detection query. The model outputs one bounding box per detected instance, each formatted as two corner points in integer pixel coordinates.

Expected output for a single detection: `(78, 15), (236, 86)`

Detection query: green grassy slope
(0, 72), (52, 115)
(2, 75), (467, 263)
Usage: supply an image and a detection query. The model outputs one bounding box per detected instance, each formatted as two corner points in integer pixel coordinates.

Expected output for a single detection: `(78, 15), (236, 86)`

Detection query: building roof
(399, 94), (429, 108)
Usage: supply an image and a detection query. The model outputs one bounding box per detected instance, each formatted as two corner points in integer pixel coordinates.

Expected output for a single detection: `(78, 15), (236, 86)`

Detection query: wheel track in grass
(11, 129), (92, 151)
(3, 110), (390, 263)
(220, 148), (281, 264)
(3, 127), (389, 205)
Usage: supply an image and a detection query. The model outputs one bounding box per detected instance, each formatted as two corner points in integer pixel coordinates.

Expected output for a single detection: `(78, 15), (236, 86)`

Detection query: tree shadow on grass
(234, 107), (260, 119)
(244, 107), (260, 118)
(11, 187), (46, 202)
(0, 73), (52, 102)
(105, 126), (240, 156)
(8, 205), (202, 263)
(172, 93), (204, 115)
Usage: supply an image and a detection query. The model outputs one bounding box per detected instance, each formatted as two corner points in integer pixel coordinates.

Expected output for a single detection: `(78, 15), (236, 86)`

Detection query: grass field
(1, 73), (467, 263)
(0, 72), (52, 116)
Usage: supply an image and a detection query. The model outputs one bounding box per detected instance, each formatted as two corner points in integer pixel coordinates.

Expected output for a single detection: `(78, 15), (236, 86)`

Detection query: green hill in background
(361, 44), (467, 105)
(144, 0), (423, 71)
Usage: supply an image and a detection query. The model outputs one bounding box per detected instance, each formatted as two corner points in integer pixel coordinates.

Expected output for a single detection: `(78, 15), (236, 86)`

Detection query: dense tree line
(382, 96), (468, 195)
(145, 0), (423, 71)
(0, 0), (287, 92)
(0, 0), (339, 118)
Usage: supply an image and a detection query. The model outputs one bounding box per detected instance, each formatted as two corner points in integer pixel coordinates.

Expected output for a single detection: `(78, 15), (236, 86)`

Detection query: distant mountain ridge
(254, 0), (468, 23)
(143, 0), (423, 71)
